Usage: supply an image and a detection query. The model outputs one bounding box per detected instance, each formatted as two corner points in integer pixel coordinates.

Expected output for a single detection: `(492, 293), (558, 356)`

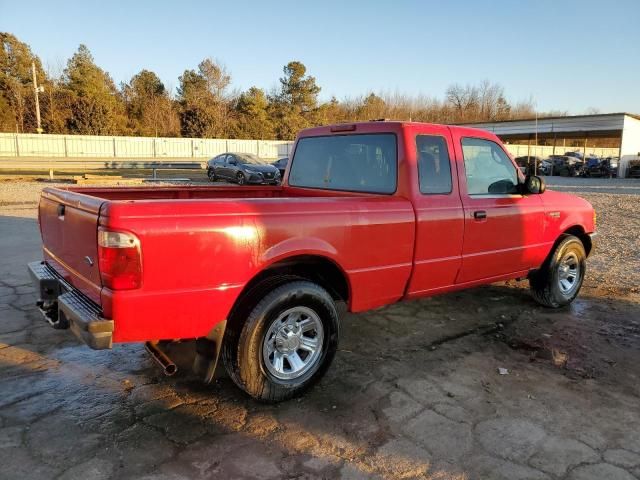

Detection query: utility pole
(31, 61), (43, 133)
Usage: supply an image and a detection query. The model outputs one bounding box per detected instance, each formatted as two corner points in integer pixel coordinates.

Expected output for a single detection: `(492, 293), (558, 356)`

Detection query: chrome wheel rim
(262, 306), (324, 381)
(557, 252), (580, 295)
(237, 173), (245, 184)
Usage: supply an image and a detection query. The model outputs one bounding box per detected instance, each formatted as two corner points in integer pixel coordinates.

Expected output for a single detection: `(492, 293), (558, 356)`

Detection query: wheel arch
(225, 254), (350, 332)
(561, 225), (592, 256)
(245, 254), (349, 305)
(531, 225), (591, 280)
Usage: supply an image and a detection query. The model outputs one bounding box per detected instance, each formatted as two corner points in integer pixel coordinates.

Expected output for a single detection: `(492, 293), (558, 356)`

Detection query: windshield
(236, 153), (267, 165)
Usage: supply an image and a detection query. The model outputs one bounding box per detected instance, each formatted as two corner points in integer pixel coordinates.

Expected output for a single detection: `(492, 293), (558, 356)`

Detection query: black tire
(236, 172), (246, 185)
(530, 235), (586, 308)
(207, 168), (217, 182)
(222, 281), (340, 402)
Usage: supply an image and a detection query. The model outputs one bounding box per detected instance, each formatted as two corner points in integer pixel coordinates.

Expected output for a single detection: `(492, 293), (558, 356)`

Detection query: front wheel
(530, 235), (586, 308)
(222, 281), (340, 402)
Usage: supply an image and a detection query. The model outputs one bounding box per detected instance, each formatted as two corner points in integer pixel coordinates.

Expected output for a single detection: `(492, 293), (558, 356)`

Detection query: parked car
(514, 156), (551, 176)
(629, 161), (640, 178)
(549, 155), (584, 176)
(272, 157), (288, 177)
(207, 152), (281, 185)
(585, 157), (618, 178)
(539, 159), (552, 176)
(565, 151), (584, 161)
(28, 121), (595, 402)
(584, 155), (600, 167)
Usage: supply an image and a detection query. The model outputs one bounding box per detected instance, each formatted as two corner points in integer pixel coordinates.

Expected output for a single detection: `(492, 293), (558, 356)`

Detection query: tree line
(1, 32), (544, 140)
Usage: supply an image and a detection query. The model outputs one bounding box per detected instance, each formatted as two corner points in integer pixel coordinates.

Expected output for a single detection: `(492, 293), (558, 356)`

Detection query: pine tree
(123, 70), (179, 136)
(62, 45), (127, 134)
(177, 58), (231, 138)
(271, 61), (321, 140)
(232, 87), (274, 139)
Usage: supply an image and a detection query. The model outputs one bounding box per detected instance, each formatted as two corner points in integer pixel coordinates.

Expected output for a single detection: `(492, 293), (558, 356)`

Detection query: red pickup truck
(28, 121), (596, 401)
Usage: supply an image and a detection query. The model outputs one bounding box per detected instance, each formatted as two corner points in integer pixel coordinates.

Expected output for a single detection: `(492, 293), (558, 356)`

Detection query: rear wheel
(530, 235), (586, 308)
(207, 168), (217, 182)
(236, 172), (246, 185)
(222, 281), (339, 402)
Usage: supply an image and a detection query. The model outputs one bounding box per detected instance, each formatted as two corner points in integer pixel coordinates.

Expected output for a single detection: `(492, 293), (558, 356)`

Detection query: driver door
(214, 154), (228, 179)
(452, 134), (546, 284)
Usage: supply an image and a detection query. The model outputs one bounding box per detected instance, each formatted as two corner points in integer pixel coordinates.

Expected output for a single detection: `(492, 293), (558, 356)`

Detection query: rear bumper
(28, 261), (113, 349)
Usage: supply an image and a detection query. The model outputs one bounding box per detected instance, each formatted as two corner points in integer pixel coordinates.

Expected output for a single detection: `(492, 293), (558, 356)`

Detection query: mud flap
(193, 320), (227, 383)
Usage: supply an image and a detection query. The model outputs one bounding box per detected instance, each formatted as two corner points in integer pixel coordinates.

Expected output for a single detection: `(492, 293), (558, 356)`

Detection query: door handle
(57, 204), (65, 217)
(473, 210), (487, 220)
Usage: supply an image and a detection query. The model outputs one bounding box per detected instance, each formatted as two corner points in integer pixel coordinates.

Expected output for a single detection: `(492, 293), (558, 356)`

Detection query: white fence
(0, 133), (294, 160)
(503, 143), (620, 159)
(0, 132), (623, 173)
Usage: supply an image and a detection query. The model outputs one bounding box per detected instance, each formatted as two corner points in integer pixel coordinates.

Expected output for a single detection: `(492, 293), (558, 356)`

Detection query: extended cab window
(461, 138), (518, 195)
(289, 134), (397, 194)
(416, 135), (452, 194)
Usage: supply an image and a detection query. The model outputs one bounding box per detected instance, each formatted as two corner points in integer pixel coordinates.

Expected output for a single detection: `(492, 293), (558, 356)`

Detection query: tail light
(98, 228), (142, 290)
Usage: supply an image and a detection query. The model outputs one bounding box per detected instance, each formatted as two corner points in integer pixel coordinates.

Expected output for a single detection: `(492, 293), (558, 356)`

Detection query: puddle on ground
(570, 298), (591, 317)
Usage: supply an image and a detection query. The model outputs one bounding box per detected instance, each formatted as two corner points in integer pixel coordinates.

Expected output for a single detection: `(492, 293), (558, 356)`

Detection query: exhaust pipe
(145, 341), (177, 376)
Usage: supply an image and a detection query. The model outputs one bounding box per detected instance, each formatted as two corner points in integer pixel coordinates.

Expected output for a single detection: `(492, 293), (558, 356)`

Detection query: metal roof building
(463, 113), (640, 177)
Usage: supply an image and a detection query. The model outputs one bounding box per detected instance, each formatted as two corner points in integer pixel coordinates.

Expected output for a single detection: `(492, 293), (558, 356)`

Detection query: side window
(461, 138), (519, 195)
(416, 135), (452, 194)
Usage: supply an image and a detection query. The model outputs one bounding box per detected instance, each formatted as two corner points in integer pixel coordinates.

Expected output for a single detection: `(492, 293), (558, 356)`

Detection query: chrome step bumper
(27, 261), (113, 349)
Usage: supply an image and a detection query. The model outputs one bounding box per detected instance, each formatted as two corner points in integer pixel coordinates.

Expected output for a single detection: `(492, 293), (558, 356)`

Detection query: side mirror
(525, 175), (546, 194)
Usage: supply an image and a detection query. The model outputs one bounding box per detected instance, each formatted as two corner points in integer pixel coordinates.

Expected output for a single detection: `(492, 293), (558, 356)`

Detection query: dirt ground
(1, 179), (639, 480)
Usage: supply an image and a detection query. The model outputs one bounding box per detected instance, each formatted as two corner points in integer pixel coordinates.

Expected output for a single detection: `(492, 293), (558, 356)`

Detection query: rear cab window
(289, 134), (397, 194)
(461, 137), (519, 195)
(416, 135), (452, 194)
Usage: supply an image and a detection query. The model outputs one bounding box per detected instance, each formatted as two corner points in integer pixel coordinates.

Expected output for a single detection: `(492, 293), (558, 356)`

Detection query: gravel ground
(578, 193), (640, 294)
(0, 180), (68, 217)
(1, 178), (639, 480)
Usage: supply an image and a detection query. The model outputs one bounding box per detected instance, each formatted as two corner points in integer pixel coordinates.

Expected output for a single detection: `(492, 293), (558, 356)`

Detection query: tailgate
(39, 188), (105, 304)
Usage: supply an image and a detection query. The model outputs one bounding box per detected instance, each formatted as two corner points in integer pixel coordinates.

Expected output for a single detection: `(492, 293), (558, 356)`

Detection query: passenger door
(406, 127), (465, 297)
(452, 135), (545, 284)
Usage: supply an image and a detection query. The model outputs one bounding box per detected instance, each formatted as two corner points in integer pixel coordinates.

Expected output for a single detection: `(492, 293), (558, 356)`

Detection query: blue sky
(2, 0), (639, 114)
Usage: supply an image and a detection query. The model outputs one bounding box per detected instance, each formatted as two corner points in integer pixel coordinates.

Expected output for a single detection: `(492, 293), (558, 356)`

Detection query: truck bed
(39, 184), (416, 342)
